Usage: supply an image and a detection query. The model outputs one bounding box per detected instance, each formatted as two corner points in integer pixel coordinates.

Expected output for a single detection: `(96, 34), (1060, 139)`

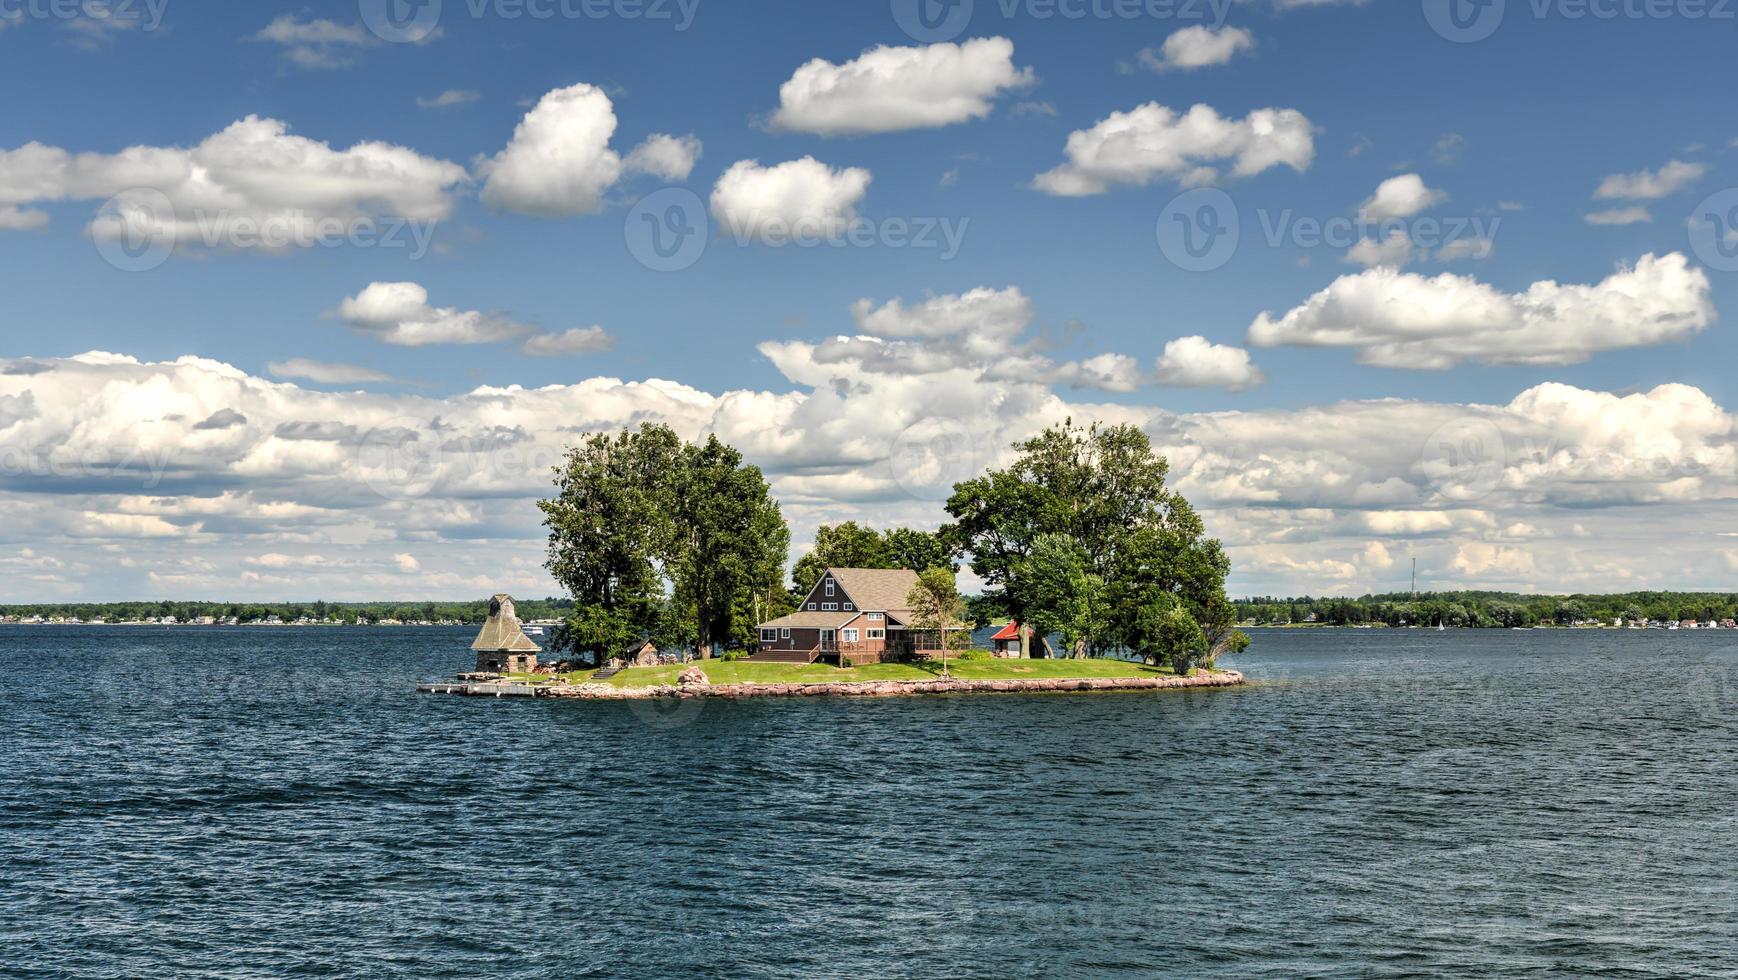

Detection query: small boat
(522, 625), (545, 636)
(1437, 619), (1446, 632)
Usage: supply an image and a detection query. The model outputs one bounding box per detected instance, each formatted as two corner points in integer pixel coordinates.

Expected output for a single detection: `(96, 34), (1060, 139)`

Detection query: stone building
(472, 594), (541, 673)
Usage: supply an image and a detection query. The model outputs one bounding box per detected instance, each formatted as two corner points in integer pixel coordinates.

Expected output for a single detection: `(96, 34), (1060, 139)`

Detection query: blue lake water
(4, 625), (1736, 978)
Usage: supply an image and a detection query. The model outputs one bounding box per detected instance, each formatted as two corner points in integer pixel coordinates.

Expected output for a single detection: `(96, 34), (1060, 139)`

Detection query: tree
(882, 527), (957, 577)
(944, 418), (1244, 662)
(665, 435), (789, 658)
(538, 424), (680, 660)
(905, 566), (969, 670)
(790, 521), (890, 595)
(1015, 534), (1107, 659)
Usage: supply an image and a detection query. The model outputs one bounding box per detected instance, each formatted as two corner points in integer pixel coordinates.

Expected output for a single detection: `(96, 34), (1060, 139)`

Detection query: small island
(423, 419), (1250, 702)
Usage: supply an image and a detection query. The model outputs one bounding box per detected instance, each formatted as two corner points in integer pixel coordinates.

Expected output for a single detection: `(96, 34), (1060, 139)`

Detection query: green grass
(562, 657), (1181, 688)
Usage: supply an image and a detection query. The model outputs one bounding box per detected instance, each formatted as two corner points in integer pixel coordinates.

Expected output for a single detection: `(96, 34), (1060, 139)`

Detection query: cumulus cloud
(1594, 160), (1706, 200)
(709, 157), (871, 241)
(1359, 173), (1446, 221)
(477, 83), (700, 217)
(1137, 26), (1254, 72)
(0, 116), (467, 246)
(770, 37), (1035, 135)
(1153, 336), (1265, 391)
(1248, 252), (1713, 369)
(1032, 102), (1314, 196)
(337, 282), (532, 347)
(1345, 230), (1417, 269)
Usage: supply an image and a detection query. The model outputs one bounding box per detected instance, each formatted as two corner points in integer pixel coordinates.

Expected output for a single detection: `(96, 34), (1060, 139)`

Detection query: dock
(416, 681), (550, 697)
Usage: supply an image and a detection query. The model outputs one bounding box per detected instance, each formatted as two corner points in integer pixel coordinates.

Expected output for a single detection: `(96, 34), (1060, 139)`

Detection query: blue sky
(2, 0), (1736, 600)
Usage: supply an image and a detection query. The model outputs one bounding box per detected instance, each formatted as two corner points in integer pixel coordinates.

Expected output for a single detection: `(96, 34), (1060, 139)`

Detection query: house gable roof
(759, 610), (858, 630)
(825, 567), (920, 616)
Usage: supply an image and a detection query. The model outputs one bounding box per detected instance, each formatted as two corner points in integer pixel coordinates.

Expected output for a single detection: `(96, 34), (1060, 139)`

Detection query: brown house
(472, 594), (541, 673)
(752, 567), (965, 666)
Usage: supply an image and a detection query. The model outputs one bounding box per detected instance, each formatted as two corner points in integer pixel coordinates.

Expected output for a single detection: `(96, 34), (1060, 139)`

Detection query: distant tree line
(0, 598), (575, 624)
(1236, 592), (1738, 628)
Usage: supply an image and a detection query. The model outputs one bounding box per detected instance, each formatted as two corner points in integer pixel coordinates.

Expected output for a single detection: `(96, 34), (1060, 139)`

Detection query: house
(472, 593), (541, 674)
(988, 621), (1026, 658)
(752, 567), (967, 665)
(620, 637), (659, 668)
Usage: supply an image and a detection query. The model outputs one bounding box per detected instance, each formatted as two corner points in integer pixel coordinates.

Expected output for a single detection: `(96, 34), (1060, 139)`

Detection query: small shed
(472, 594), (541, 674)
(990, 621), (1023, 658)
(621, 637), (659, 667)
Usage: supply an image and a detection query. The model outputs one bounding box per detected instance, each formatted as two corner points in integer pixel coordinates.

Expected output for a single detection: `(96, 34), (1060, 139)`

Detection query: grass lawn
(541, 657), (1181, 688)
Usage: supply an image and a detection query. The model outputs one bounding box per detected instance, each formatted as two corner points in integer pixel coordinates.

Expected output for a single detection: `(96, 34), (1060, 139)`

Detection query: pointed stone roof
(471, 594), (541, 652)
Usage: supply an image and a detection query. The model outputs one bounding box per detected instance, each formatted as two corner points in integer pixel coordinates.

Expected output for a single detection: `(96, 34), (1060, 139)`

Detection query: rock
(677, 666), (709, 687)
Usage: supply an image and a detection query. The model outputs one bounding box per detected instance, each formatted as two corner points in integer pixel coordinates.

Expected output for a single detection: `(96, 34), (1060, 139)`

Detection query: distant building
(472, 594), (541, 673)
(752, 567), (968, 665)
(989, 621), (1025, 658)
(620, 637), (659, 667)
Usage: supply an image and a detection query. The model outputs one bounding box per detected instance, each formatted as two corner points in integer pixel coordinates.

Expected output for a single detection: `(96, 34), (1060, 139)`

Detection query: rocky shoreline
(530, 668), (1246, 700)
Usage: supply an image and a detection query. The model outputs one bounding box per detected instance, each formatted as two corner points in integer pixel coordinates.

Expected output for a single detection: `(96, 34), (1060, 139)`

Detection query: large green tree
(538, 424), (681, 658)
(789, 523), (956, 595)
(666, 435), (790, 658)
(944, 418), (1245, 662)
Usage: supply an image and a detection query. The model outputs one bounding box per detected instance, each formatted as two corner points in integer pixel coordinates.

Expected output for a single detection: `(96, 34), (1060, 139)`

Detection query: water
(4, 626), (1736, 978)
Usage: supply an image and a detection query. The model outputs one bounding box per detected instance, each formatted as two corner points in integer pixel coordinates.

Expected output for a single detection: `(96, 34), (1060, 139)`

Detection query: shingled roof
(828, 567), (921, 618)
(471, 594), (541, 652)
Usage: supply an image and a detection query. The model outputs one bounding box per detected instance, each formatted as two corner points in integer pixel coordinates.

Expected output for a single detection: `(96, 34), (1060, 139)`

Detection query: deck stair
(592, 665), (622, 681)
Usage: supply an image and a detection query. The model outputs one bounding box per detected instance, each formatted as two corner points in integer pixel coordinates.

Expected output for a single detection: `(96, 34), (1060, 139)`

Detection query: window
(823, 602), (838, 611)
(807, 603), (816, 610)
(825, 580), (835, 597)
(867, 612), (883, 622)
(843, 602), (854, 611)
(760, 629), (777, 642)
(867, 629), (885, 640)
(842, 628), (859, 642)
(780, 628), (790, 639)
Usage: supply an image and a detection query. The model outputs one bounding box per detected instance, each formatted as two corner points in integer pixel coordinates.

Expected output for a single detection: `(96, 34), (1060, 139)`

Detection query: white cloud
(267, 359), (405, 385)
(1053, 353), (1144, 394)
(709, 157), (871, 242)
(521, 326), (616, 357)
(477, 83), (698, 217)
(1137, 26), (1254, 73)
(1585, 206), (1652, 226)
(1359, 173), (1446, 221)
(622, 134), (701, 182)
(1433, 236), (1494, 262)
(1594, 160), (1706, 200)
(1345, 230), (1416, 269)
(1153, 336), (1265, 390)
(1032, 102), (1314, 196)
(417, 89), (480, 109)
(248, 16), (387, 69)
(337, 282), (532, 347)
(1248, 252), (1713, 369)
(0, 116), (466, 246)
(769, 37), (1034, 135)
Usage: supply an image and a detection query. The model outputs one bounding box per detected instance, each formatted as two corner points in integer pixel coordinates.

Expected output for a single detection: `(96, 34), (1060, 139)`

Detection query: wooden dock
(416, 681), (547, 698)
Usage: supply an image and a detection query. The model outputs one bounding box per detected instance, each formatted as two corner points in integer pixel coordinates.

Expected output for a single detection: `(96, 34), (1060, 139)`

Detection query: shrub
(839, 656), (854, 669)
